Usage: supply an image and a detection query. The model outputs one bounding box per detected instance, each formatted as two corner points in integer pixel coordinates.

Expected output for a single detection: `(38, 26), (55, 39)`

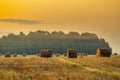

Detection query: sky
(0, 0), (120, 53)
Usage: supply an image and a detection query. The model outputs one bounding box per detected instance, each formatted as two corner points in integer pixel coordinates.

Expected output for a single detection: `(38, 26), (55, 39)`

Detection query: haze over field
(0, 0), (120, 53)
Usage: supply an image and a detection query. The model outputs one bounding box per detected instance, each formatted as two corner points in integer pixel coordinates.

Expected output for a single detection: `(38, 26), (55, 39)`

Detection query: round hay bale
(96, 48), (111, 57)
(40, 49), (53, 58)
(67, 49), (77, 58)
(56, 54), (60, 57)
(114, 53), (117, 56)
(22, 53), (27, 57)
(5, 53), (11, 58)
(13, 54), (18, 57)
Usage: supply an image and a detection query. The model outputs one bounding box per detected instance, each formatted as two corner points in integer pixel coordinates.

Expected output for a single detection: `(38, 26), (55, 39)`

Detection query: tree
(0, 30), (111, 54)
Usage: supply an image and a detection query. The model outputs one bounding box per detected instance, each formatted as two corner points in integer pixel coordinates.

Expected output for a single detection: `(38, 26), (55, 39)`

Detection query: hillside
(0, 30), (111, 54)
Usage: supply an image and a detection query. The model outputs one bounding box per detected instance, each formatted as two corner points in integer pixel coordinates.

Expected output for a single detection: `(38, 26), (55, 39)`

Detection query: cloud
(0, 19), (40, 25)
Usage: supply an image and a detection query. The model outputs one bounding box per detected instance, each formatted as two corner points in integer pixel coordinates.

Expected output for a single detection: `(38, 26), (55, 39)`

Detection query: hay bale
(96, 48), (111, 57)
(13, 54), (18, 57)
(67, 49), (77, 58)
(5, 53), (11, 58)
(114, 53), (117, 56)
(56, 54), (60, 57)
(22, 53), (26, 57)
(40, 49), (53, 58)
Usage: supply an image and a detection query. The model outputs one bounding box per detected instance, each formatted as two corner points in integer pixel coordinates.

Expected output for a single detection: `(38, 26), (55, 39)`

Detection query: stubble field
(0, 55), (120, 80)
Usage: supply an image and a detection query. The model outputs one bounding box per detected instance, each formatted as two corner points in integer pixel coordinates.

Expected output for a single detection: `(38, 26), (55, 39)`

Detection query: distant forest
(0, 30), (112, 54)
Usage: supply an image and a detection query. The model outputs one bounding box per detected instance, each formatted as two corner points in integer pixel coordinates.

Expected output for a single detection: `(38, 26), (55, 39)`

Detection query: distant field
(0, 55), (120, 80)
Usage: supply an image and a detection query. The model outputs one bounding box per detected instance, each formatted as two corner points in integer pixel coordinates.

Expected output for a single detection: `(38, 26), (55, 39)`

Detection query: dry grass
(0, 55), (120, 80)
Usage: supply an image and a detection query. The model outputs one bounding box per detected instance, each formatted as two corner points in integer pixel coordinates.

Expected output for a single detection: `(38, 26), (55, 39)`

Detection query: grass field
(0, 55), (120, 80)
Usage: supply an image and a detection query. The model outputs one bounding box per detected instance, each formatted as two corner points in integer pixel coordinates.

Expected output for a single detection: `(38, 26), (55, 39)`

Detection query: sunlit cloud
(0, 19), (40, 25)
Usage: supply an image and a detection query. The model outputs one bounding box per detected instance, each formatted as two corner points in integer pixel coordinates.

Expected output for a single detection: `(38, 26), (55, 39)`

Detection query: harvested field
(0, 55), (120, 80)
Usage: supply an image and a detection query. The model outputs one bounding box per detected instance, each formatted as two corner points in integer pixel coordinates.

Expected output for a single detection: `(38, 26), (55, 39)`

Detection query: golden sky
(0, 0), (120, 53)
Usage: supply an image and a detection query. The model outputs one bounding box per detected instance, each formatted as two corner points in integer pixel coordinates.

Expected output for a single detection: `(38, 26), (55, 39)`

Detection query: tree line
(0, 30), (112, 54)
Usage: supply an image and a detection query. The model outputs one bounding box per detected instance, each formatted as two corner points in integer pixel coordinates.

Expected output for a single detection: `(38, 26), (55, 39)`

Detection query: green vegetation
(0, 30), (111, 54)
(0, 55), (119, 80)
